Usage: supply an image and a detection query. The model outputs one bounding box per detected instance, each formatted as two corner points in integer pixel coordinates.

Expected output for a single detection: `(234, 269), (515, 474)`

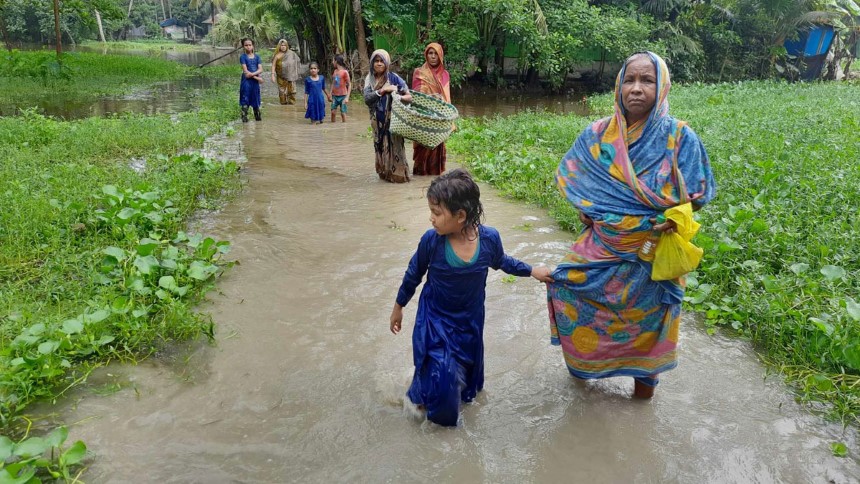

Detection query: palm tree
(190, 0), (228, 40)
(212, 0), (281, 44)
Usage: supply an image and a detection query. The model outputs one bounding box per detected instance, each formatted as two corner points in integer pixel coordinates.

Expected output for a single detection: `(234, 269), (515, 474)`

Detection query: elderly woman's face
(373, 57), (386, 74)
(426, 48), (440, 67)
(621, 55), (657, 124)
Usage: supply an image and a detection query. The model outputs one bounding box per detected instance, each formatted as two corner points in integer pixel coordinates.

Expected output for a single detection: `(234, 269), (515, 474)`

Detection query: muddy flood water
(41, 86), (860, 482)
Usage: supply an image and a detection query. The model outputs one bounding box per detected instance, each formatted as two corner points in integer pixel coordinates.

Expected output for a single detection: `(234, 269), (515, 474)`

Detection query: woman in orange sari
(411, 42), (451, 176)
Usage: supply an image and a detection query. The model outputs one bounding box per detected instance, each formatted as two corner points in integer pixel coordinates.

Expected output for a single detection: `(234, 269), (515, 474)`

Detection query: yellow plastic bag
(651, 203), (704, 281)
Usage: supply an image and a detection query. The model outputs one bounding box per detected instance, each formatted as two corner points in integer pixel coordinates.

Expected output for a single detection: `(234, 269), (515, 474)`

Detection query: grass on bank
(0, 50), (236, 110)
(448, 80), (860, 424)
(79, 40), (217, 52)
(0, 52), (241, 433)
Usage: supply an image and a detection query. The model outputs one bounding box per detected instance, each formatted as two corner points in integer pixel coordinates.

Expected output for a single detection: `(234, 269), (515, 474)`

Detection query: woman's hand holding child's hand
(649, 217), (677, 234)
(390, 304), (403, 335)
(531, 266), (554, 283)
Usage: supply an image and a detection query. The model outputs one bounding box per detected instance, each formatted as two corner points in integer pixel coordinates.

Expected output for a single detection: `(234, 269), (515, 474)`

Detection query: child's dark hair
(427, 169), (484, 235)
(334, 55), (347, 68)
(309, 61), (319, 70)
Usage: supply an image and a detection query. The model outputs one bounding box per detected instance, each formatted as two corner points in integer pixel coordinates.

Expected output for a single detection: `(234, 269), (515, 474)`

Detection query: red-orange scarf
(413, 43), (451, 103)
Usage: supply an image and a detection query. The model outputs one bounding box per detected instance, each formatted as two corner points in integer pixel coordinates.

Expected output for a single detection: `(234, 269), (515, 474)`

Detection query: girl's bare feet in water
(403, 399), (426, 420)
(633, 379), (655, 399)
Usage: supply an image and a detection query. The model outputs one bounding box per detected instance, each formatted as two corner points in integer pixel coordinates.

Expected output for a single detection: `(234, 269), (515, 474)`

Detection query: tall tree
(95, 8), (107, 42)
(53, 0), (62, 57)
(426, 0), (432, 38)
(352, 0), (370, 78)
(0, 0), (11, 51)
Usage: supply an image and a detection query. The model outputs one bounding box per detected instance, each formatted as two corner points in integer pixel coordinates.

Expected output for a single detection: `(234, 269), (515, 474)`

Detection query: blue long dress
(396, 225), (533, 426)
(239, 53), (262, 108)
(304, 76), (326, 122)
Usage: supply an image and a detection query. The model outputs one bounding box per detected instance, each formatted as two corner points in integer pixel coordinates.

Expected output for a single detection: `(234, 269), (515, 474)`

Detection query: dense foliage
(2, 0), (856, 86)
(447, 80), (860, 423)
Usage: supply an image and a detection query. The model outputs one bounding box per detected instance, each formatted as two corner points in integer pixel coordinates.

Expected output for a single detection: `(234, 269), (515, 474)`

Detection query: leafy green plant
(0, 50), (75, 85)
(831, 442), (849, 457)
(0, 426), (86, 482)
(1, 177), (235, 423)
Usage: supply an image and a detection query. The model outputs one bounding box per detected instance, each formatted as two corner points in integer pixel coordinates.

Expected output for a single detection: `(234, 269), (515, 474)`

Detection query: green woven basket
(390, 90), (459, 149)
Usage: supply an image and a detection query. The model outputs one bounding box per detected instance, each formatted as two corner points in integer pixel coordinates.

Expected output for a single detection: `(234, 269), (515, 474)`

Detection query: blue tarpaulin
(784, 25), (836, 57)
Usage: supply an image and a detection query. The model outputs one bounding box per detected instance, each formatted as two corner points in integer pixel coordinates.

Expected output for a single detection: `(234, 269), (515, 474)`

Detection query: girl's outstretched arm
(488, 227), (553, 282)
(531, 266), (553, 283)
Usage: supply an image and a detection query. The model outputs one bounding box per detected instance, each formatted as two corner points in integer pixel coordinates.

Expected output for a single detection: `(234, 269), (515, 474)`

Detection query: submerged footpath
(38, 90), (860, 482)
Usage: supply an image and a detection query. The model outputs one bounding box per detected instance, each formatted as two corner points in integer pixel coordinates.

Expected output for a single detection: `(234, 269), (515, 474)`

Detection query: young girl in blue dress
(304, 62), (329, 124)
(239, 38), (263, 122)
(390, 169), (553, 426)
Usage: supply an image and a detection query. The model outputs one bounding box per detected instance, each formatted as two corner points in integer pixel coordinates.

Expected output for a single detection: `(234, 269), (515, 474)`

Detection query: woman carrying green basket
(411, 42), (451, 176)
(363, 49), (413, 183)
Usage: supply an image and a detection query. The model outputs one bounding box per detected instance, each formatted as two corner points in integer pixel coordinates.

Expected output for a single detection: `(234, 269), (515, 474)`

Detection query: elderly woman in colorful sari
(547, 52), (716, 399)
(363, 49), (413, 183)
(271, 39), (300, 105)
(411, 42), (451, 176)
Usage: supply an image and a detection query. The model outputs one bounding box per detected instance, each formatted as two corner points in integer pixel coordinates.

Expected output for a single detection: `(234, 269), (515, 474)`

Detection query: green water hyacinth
(0, 426), (87, 482)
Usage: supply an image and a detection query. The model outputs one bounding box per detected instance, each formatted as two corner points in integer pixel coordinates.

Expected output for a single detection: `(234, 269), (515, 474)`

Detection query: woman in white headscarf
(363, 49), (413, 183)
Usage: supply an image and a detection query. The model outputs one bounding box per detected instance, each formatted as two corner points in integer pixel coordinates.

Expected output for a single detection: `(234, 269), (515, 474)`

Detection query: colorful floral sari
(547, 52), (716, 387)
(411, 43), (451, 176)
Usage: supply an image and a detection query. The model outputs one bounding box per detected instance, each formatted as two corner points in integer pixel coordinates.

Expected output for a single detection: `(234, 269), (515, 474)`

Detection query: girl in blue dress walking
(239, 38), (264, 122)
(304, 62), (329, 124)
(390, 169), (553, 426)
